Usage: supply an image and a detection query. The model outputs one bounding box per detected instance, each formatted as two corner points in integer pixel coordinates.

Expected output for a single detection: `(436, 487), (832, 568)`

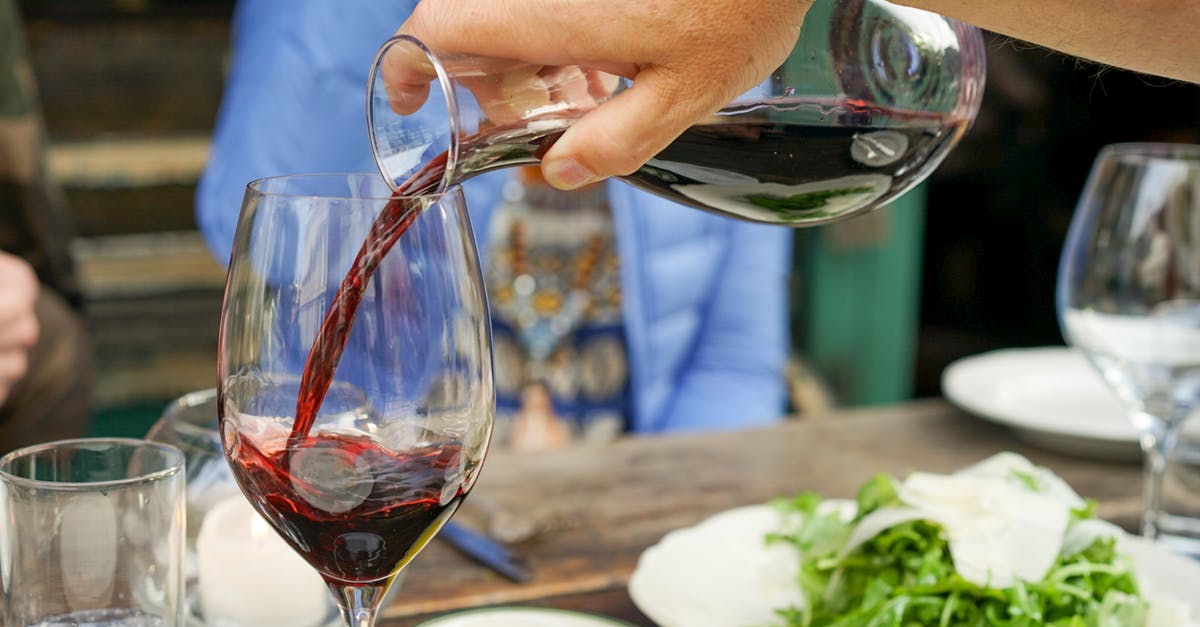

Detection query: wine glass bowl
(1057, 143), (1200, 549)
(217, 174), (493, 626)
(367, 0), (985, 226)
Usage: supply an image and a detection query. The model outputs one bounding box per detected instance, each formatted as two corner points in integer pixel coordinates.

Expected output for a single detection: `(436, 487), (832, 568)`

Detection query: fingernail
(543, 157), (597, 190)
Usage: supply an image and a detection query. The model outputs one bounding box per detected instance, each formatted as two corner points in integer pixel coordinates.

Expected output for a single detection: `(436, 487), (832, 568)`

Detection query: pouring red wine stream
(285, 152), (447, 449)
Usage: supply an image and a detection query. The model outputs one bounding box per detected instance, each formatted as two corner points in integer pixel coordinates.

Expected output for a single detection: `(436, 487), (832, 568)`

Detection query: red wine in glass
(245, 155), (474, 591)
(229, 432), (468, 584)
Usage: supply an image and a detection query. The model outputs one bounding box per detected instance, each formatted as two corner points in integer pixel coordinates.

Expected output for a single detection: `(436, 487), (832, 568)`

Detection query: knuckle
(0, 351), (27, 382)
(597, 134), (646, 177)
(3, 260), (39, 305)
(16, 315), (38, 348)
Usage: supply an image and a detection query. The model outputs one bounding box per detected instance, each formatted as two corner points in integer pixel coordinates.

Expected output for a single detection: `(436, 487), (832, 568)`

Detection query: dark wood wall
(20, 0), (231, 235)
(17, 0), (234, 411)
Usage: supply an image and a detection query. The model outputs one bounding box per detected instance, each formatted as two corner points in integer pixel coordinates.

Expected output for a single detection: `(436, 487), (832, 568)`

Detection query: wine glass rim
(245, 173), (464, 201)
(1100, 142), (1200, 163)
(0, 437), (184, 491)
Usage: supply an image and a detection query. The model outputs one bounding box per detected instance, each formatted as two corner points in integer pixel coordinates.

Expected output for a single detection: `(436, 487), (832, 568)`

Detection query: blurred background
(13, 0), (1200, 436)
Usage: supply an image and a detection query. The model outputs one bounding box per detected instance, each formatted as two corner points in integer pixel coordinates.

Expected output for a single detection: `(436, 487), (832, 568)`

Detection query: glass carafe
(368, 0), (985, 226)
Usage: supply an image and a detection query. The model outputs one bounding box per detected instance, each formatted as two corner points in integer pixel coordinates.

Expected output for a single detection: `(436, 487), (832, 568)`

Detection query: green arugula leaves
(765, 475), (1148, 626)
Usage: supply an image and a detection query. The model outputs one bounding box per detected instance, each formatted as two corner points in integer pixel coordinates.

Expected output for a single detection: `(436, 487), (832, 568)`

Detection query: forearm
(902, 0), (1200, 83)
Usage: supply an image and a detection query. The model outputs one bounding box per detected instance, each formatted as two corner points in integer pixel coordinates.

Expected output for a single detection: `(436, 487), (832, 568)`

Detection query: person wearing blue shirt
(196, 0), (792, 440)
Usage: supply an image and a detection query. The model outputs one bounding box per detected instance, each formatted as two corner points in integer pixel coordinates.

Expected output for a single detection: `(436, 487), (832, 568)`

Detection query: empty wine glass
(1057, 143), (1200, 551)
(367, 0), (985, 226)
(217, 174), (494, 626)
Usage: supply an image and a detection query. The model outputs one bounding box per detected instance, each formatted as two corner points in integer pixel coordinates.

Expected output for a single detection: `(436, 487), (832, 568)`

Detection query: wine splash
(231, 433), (467, 584)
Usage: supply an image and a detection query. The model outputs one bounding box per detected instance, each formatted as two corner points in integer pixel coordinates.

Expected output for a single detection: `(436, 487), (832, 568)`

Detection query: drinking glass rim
(160, 387), (223, 442)
(245, 172), (465, 201)
(1100, 142), (1200, 164)
(0, 437), (185, 491)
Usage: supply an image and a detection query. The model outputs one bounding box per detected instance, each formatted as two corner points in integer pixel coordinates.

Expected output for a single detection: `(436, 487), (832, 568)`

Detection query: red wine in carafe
(621, 105), (968, 224)
(451, 100), (968, 225)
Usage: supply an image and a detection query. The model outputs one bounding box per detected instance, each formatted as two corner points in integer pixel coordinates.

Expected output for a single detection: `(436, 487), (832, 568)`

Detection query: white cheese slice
(957, 451), (1086, 509)
(1061, 517), (1126, 557)
(831, 453), (1085, 588)
(898, 471), (1069, 588)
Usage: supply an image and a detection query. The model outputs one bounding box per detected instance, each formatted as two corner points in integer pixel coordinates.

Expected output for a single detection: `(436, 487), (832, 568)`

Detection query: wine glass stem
(1137, 410), (1182, 539)
(1141, 436), (1167, 538)
(330, 583), (388, 627)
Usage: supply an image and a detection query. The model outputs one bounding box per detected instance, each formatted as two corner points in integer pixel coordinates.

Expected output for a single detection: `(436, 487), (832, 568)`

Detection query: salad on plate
(628, 453), (1196, 627)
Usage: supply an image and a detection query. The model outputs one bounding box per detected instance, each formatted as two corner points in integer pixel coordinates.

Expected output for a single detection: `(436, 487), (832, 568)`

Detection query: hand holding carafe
(368, 0), (986, 227)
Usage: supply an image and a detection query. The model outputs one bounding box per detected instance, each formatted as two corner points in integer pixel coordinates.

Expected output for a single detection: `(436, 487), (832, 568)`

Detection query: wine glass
(217, 174), (494, 627)
(367, 0), (985, 226)
(1057, 143), (1200, 549)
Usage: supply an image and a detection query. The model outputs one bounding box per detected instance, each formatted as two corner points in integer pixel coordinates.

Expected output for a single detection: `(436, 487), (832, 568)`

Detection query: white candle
(196, 495), (330, 627)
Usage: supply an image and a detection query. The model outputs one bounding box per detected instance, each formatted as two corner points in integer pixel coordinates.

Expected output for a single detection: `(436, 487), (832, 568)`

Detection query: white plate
(415, 607), (635, 627)
(629, 504), (1200, 627)
(941, 347), (1142, 460)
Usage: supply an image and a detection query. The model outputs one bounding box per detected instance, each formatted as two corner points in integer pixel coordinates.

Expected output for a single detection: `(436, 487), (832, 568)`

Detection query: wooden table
(378, 398), (1141, 625)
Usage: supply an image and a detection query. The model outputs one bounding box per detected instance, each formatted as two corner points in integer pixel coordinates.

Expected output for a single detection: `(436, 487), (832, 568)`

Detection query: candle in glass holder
(196, 495), (329, 627)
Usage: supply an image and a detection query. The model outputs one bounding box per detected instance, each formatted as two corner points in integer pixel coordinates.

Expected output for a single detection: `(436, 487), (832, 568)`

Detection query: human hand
(392, 0), (810, 189)
(0, 253), (39, 406)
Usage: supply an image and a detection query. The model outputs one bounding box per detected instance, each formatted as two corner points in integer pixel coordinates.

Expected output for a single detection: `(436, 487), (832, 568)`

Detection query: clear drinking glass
(217, 174), (494, 627)
(1057, 143), (1200, 553)
(368, 0), (985, 226)
(0, 438), (186, 626)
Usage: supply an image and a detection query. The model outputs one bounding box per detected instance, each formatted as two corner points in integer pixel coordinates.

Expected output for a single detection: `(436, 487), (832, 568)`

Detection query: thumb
(539, 68), (721, 189)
